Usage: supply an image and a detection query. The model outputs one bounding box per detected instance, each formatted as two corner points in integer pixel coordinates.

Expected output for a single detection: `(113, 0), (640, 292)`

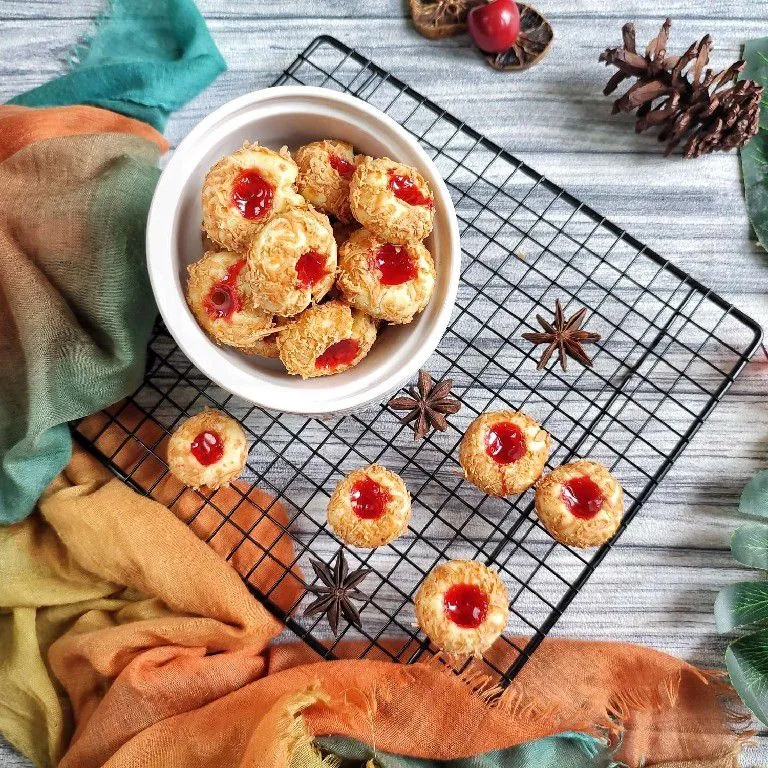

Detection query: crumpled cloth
(8, 0), (225, 132)
(0, 0), (224, 524)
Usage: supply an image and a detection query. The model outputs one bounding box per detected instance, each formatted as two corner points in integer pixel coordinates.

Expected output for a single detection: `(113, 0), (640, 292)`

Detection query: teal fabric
(0, 0), (224, 524)
(9, 0), (225, 132)
(316, 733), (619, 768)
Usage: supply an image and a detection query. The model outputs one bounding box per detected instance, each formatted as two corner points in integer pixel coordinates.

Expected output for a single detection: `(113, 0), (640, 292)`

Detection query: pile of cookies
(166, 404), (624, 658)
(187, 139), (438, 378)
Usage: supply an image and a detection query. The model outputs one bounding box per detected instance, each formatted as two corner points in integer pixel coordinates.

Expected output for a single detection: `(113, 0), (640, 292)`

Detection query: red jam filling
(329, 153), (356, 178)
(349, 477), (391, 520)
(370, 243), (417, 285)
(295, 250), (328, 288)
(443, 583), (489, 629)
(190, 430), (224, 466)
(387, 170), (434, 209)
(485, 421), (527, 465)
(203, 258), (246, 321)
(315, 338), (361, 370)
(560, 476), (604, 520)
(231, 169), (274, 220)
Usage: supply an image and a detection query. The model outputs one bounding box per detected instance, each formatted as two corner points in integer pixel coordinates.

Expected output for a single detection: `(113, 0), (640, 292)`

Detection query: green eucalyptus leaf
(725, 628), (768, 727)
(731, 523), (768, 569)
(740, 41), (768, 253)
(715, 581), (768, 633)
(739, 470), (768, 520)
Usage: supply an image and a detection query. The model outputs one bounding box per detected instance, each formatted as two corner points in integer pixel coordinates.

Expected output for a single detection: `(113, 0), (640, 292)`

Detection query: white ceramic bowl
(146, 86), (460, 415)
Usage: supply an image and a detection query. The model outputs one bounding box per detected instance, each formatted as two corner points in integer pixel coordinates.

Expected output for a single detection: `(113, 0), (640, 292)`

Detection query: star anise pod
(304, 549), (371, 635)
(388, 369), (462, 440)
(521, 299), (601, 372)
(599, 18), (763, 158)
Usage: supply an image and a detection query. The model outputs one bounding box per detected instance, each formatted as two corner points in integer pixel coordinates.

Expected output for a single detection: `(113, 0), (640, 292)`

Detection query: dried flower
(409, 0), (484, 40)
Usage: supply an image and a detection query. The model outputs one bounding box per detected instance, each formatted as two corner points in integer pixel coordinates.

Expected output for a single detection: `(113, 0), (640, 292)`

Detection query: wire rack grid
(75, 36), (762, 685)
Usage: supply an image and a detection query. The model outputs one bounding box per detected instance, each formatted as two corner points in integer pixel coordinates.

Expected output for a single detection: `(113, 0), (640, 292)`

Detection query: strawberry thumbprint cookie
(327, 464), (411, 548)
(336, 228), (436, 325)
(459, 411), (550, 497)
(415, 560), (509, 656)
(167, 410), (247, 490)
(186, 250), (275, 350)
(244, 334), (280, 358)
(247, 206), (337, 317)
(294, 139), (357, 223)
(202, 142), (305, 252)
(349, 156), (435, 244)
(534, 460), (624, 548)
(276, 300), (377, 378)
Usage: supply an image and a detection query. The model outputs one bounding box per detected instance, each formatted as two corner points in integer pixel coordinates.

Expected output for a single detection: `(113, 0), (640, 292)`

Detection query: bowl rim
(146, 85), (461, 415)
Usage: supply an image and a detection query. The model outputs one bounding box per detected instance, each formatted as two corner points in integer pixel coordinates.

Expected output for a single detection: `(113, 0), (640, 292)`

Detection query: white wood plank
(3, 0), (768, 20)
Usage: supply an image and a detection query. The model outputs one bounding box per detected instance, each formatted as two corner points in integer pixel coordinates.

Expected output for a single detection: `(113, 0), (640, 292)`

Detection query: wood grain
(1, 1), (767, 766)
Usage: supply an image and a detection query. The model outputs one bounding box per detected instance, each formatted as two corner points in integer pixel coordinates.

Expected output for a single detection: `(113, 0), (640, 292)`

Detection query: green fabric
(0, 133), (161, 524)
(0, 0), (225, 524)
(8, 0), (225, 132)
(315, 733), (618, 768)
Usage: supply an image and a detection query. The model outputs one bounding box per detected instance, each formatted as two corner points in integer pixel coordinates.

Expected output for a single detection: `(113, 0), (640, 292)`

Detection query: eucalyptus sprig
(715, 470), (768, 726)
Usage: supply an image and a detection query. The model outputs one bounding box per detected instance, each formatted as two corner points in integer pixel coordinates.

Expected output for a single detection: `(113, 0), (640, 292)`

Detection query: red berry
(467, 0), (521, 54)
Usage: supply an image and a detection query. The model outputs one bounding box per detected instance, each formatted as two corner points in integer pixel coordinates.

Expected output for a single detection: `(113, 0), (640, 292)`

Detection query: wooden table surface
(1, 1), (767, 765)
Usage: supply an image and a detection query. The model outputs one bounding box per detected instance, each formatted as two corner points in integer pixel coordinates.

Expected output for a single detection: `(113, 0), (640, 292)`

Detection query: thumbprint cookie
(276, 300), (377, 378)
(247, 206), (337, 317)
(186, 250), (275, 349)
(294, 139), (357, 223)
(244, 334), (280, 358)
(167, 410), (247, 490)
(202, 142), (305, 252)
(327, 464), (411, 548)
(349, 156), (435, 244)
(242, 317), (291, 359)
(415, 560), (509, 656)
(534, 460), (624, 548)
(459, 411), (550, 497)
(336, 228), (436, 325)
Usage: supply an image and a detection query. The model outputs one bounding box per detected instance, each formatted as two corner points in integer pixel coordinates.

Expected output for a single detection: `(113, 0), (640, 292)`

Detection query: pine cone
(599, 18), (763, 159)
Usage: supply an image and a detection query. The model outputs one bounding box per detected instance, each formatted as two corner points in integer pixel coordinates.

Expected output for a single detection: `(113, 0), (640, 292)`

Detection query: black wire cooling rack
(75, 36), (762, 685)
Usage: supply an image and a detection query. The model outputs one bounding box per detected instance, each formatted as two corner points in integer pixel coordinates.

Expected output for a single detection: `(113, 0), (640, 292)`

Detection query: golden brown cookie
(294, 139), (357, 223)
(247, 206), (337, 317)
(167, 410), (247, 490)
(414, 560), (509, 657)
(336, 228), (436, 324)
(241, 317), (292, 359)
(202, 142), (305, 252)
(459, 411), (550, 497)
(349, 156), (435, 244)
(534, 460), (624, 548)
(242, 332), (281, 359)
(327, 464), (411, 548)
(186, 250), (275, 349)
(276, 300), (377, 378)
